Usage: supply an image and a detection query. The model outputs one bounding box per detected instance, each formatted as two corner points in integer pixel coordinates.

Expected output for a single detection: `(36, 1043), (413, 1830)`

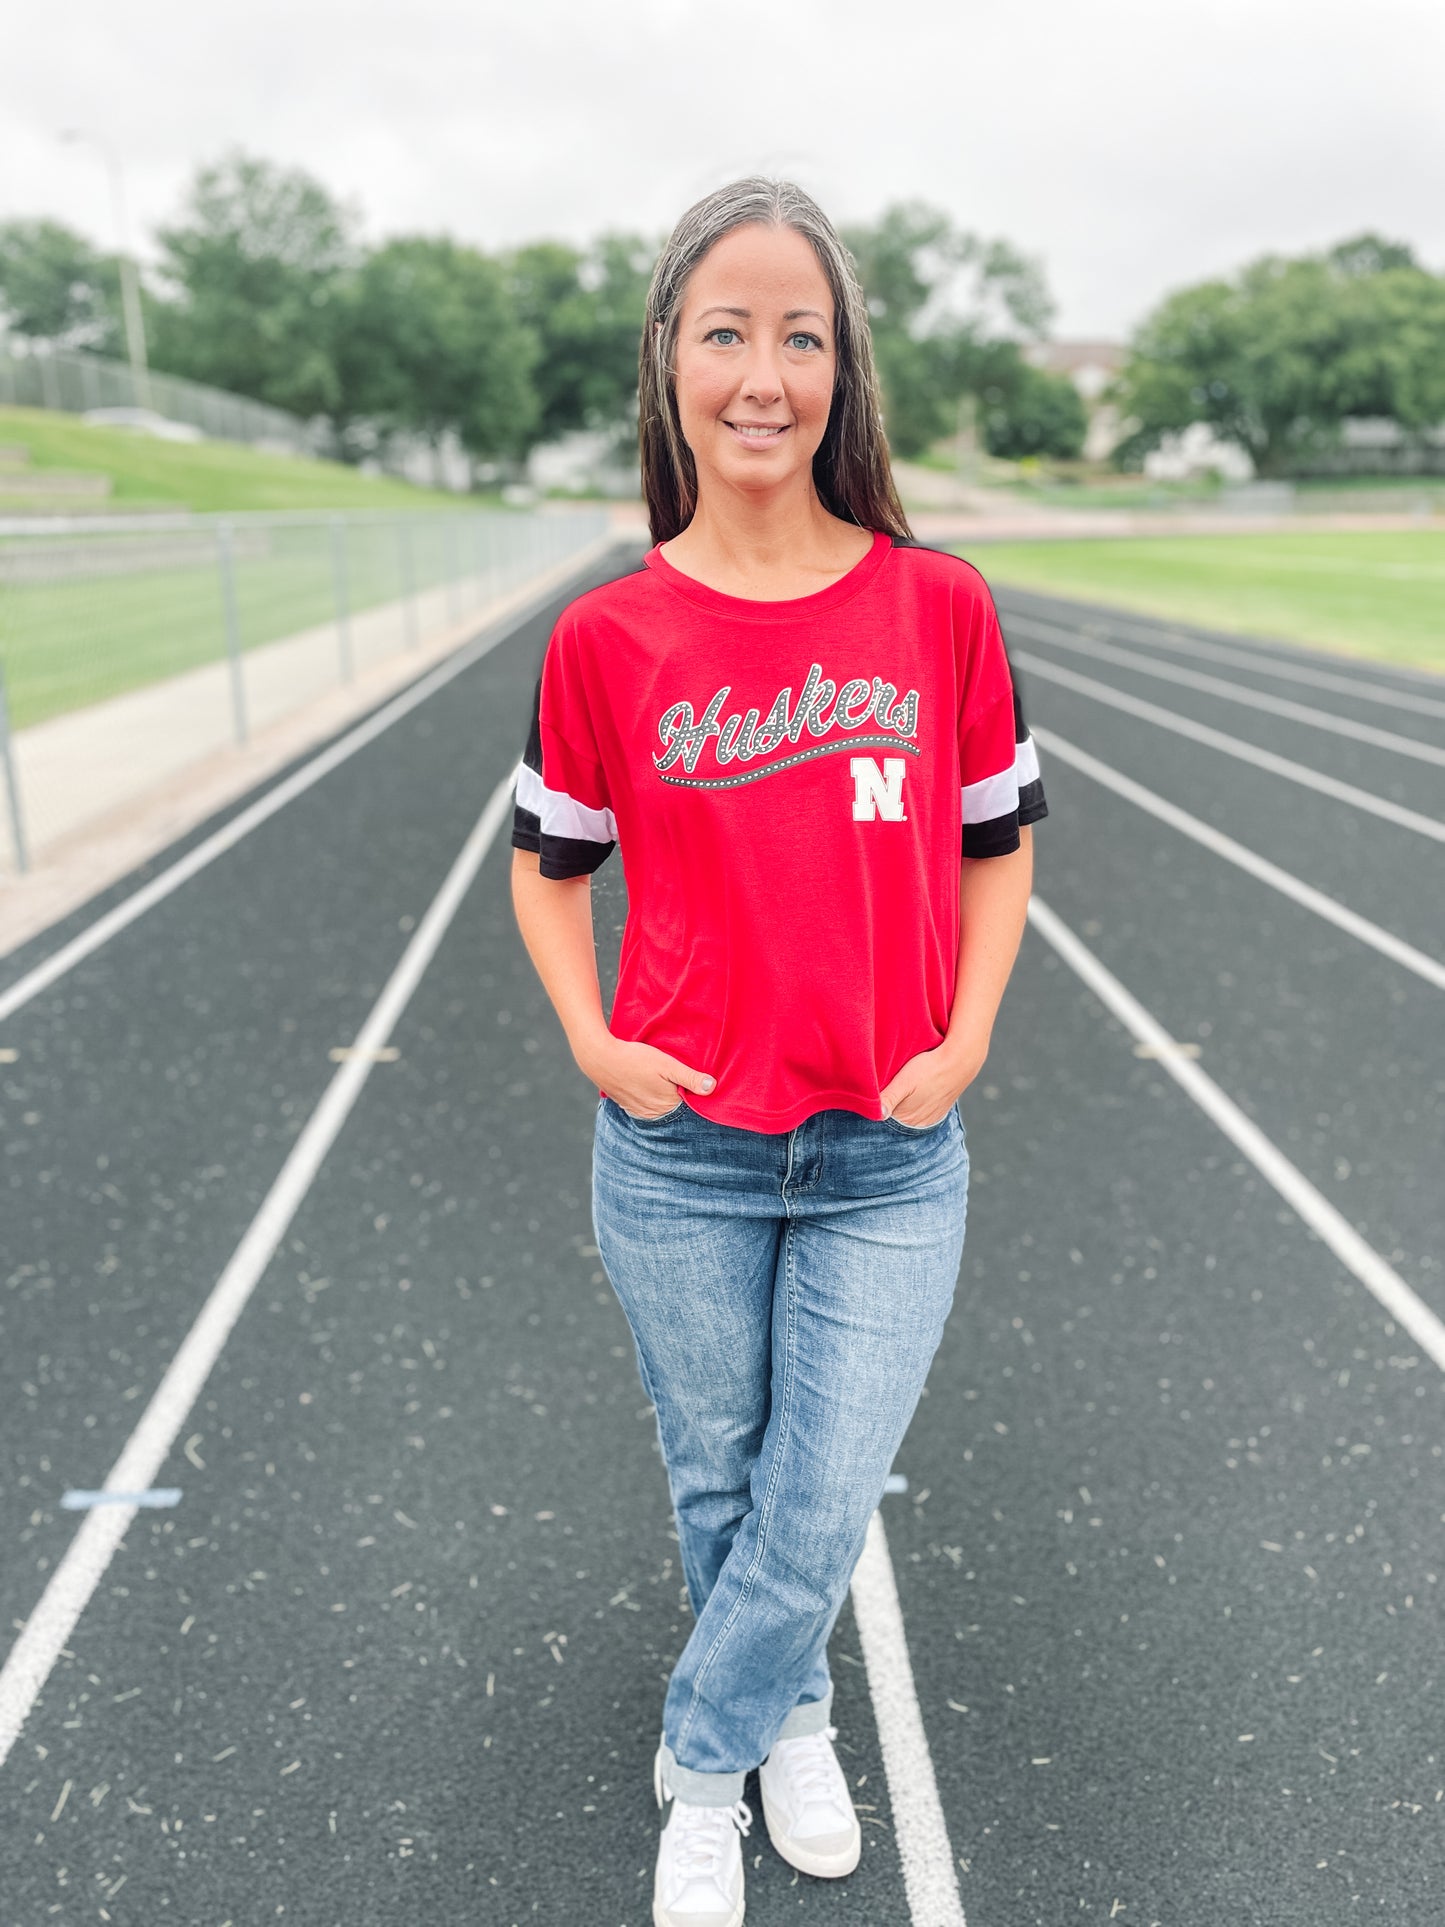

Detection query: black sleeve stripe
(511, 802), (541, 853)
(963, 813), (1023, 858)
(539, 834), (615, 879)
(509, 663), (616, 877)
(1018, 778), (1048, 825)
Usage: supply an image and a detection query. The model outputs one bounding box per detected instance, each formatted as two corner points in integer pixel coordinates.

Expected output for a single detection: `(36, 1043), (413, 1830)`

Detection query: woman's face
(668, 222), (837, 502)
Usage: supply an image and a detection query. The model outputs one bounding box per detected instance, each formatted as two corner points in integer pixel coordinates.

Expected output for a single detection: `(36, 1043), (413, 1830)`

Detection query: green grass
(0, 516), (527, 728)
(0, 405), (472, 513)
(963, 531), (1445, 672)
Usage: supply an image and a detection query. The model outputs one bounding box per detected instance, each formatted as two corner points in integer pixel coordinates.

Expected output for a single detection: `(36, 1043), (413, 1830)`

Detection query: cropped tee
(510, 530), (1048, 1132)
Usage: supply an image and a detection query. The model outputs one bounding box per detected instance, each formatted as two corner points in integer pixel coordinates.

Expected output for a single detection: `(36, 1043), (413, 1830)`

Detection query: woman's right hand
(581, 1036), (716, 1118)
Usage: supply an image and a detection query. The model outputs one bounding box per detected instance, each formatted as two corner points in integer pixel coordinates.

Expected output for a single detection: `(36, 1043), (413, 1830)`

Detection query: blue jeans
(591, 1092), (970, 1806)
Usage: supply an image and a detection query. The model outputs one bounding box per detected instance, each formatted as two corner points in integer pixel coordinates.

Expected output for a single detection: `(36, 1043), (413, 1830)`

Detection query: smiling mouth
(725, 421), (790, 440)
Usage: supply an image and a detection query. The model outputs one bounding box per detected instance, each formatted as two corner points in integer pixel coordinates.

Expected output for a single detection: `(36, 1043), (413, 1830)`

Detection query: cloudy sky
(5, 0), (1442, 341)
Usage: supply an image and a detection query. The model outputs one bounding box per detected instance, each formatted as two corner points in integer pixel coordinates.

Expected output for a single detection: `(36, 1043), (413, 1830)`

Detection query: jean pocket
(611, 1095), (686, 1126)
(881, 1105), (955, 1137)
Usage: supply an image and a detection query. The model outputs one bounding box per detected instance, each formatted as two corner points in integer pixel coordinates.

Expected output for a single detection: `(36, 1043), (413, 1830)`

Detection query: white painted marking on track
(0, 542), (621, 1026)
(0, 770), (516, 1770)
(999, 602), (1445, 721)
(851, 1508), (967, 1926)
(327, 1045), (401, 1062)
(1011, 617), (1445, 766)
(1032, 724), (1445, 992)
(1017, 652), (1445, 844)
(1026, 894), (1445, 1372)
(61, 1489), (181, 1509)
(1132, 1040), (1201, 1060)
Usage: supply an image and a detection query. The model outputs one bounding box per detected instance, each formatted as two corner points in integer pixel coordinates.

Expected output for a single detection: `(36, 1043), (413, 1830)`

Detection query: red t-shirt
(511, 530), (1047, 1132)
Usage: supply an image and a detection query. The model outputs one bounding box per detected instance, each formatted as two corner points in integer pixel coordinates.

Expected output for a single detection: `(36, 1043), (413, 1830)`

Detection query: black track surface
(1, 550), (1440, 1926)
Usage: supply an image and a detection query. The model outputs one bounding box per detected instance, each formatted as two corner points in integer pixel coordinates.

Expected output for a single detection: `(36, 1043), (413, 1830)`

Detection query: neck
(672, 476), (846, 575)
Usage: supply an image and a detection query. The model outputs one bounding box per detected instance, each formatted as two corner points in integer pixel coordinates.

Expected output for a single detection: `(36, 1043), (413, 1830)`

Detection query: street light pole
(60, 130), (152, 411)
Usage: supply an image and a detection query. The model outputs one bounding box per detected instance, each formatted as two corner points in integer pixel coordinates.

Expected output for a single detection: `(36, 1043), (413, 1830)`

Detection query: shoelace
(773, 1722), (845, 1807)
(669, 1796), (753, 1879)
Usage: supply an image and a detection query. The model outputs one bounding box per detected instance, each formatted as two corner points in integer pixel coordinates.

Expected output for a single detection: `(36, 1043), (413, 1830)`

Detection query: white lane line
(60, 1489), (181, 1509)
(1032, 724), (1445, 992)
(1015, 651), (1445, 845)
(1011, 617), (1445, 767)
(852, 1508), (967, 1927)
(0, 544), (619, 1026)
(997, 599), (1445, 720)
(0, 771), (515, 1771)
(1026, 894), (1445, 1372)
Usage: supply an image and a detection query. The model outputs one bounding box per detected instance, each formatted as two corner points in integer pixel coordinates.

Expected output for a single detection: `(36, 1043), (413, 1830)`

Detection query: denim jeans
(591, 1091), (970, 1806)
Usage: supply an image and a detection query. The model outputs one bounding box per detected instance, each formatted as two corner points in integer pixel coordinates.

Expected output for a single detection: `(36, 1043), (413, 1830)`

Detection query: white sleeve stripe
(960, 733), (1040, 823)
(514, 760), (618, 844)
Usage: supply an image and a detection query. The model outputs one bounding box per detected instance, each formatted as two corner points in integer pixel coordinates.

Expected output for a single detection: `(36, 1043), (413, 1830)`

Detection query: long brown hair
(638, 177), (912, 546)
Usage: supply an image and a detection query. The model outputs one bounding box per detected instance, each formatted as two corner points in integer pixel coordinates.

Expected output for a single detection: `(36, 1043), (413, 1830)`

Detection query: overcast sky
(5, 0), (1442, 341)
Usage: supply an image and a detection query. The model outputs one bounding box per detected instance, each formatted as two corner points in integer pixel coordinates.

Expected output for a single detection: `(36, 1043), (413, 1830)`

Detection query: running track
(0, 541), (1440, 1925)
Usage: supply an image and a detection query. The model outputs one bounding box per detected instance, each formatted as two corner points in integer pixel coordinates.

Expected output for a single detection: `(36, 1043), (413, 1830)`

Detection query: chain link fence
(0, 505), (615, 875)
(0, 343), (481, 488)
(0, 343), (318, 456)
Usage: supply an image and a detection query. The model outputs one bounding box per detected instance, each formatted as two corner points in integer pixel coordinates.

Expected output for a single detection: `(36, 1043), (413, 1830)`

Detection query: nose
(739, 342), (784, 406)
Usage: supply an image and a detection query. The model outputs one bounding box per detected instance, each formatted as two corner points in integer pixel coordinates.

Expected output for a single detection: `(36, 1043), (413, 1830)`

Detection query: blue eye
(705, 327), (740, 345)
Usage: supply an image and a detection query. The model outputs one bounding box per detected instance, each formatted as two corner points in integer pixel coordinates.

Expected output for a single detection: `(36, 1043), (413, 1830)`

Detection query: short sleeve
(510, 613), (617, 879)
(956, 577), (1049, 858)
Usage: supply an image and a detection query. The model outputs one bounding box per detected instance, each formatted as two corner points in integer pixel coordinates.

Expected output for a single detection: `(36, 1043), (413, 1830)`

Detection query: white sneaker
(652, 1743), (752, 1927)
(757, 1722), (861, 1878)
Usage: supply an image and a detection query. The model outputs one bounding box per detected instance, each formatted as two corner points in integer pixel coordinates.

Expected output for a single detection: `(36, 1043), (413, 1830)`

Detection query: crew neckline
(643, 527), (893, 619)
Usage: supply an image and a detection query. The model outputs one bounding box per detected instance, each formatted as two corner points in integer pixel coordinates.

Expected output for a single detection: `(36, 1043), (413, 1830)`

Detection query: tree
(840, 202), (1056, 457)
(1109, 234), (1445, 474)
(505, 230), (656, 444)
(334, 236), (539, 465)
(980, 360), (1087, 460)
(149, 151), (356, 418)
(0, 218), (123, 352)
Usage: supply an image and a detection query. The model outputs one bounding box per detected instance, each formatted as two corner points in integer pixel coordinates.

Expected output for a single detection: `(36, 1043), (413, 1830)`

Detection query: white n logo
(850, 756), (907, 821)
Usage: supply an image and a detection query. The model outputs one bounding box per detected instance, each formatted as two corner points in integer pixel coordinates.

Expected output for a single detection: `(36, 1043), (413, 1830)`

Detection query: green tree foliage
(981, 360), (1087, 460)
(1110, 232), (1445, 475)
(334, 236), (539, 462)
(504, 231), (656, 443)
(149, 152), (357, 418)
(840, 202), (1057, 457)
(0, 218), (123, 352)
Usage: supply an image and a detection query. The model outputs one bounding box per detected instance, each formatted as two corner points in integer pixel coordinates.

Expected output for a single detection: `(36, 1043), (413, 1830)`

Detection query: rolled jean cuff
(774, 1679), (835, 1743)
(656, 1738), (746, 1807)
(658, 1682), (836, 1806)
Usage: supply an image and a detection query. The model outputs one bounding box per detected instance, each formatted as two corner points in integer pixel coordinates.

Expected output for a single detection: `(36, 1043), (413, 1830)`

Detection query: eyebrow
(697, 305), (829, 324)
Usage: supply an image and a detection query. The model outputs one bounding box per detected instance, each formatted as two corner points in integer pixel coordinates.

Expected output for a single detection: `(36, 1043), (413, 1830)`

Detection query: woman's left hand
(880, 1036), (989, 1129)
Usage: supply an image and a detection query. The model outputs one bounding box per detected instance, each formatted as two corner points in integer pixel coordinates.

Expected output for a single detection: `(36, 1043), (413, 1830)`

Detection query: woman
(510, 176), (1046, 1926)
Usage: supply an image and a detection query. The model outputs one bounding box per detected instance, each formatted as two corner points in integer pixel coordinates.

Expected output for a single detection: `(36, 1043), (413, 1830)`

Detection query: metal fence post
(398, 519), (419, 649)
(330, 514), (353, 682)
(216, 520), (249, 744)
(444, 518), (460, 622)
(0, 659), (29, 875)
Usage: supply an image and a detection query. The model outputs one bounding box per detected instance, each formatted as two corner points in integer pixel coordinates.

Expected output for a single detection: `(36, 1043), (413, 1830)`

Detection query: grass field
(964, 531), (1445, 672)
(0, 406), (469, 513)
(0, 516), (522, 729)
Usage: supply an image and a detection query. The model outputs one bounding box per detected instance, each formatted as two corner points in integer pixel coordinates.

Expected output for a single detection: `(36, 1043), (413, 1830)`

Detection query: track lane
(992, 582), (1445, 713)
(1003, 660), (1445, 967)
(3, 567), (1440, 1925)
(893, 927), (1443, 1925)
(0, 547), (638, 1651)
(0, 828), (927, 1927)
